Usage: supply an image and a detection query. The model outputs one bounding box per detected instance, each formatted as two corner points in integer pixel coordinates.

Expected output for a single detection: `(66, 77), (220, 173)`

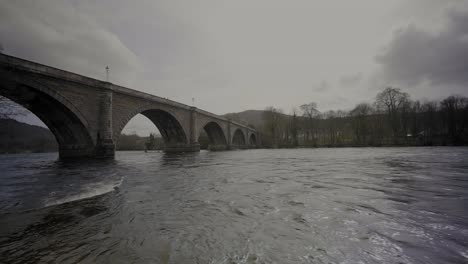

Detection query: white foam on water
(43, 177), (124, 207)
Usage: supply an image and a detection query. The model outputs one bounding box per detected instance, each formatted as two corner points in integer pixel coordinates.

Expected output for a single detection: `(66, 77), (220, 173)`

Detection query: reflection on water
(1, 147), (468, 263)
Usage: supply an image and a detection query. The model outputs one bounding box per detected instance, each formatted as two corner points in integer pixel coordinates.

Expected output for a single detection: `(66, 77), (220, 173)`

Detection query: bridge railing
(0, 53), (104, 88)
(110, 84), (194, 111)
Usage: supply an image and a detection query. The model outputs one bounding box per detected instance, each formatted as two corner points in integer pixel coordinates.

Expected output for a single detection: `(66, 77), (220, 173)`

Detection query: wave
(43, 177), (124, 207)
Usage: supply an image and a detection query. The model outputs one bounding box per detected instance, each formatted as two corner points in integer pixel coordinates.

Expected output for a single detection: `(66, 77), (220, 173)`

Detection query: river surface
(1, 148), (468, 264)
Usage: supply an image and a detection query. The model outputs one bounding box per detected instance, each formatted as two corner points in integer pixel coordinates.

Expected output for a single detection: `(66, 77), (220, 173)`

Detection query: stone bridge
(0, 54), (258, 158)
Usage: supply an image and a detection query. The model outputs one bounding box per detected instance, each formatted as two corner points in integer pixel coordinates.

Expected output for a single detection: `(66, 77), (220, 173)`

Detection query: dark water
(1, 148), (468, 264)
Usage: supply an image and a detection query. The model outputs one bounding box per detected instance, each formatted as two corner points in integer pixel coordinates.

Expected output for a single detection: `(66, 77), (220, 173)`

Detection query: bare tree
(440, 95), (468, 144)
(350, 103), (373, 144)
(399, 97), (413, 137)
(300, 102), (319, 118)
(420, 100), (439, 144)
(262, 106), (283, 147)
(376, 87), (410, 138)
(290, 108), (299, 147)
(409, 100), (422, 137)
(323, 110), (337, 145)
(257, 87), (467, 148)
(300, 102), (320, 145)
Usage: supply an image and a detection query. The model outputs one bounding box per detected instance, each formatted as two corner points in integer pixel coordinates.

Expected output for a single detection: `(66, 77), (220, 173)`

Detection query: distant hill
(223, 109), (292, 129)
(0, 118), (58, 153)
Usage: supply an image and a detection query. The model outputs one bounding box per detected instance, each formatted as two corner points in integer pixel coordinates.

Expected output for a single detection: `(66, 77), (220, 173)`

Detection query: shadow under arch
(0, 84), (95, 158)
(116, 108), (188, 149)
(201, 121), (227, 150)
(249, 133), (257, 146)
(232, 128), (246, 147)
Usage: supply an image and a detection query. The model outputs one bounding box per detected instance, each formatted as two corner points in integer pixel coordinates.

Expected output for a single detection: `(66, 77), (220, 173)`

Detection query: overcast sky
(1, 0), (467, 135)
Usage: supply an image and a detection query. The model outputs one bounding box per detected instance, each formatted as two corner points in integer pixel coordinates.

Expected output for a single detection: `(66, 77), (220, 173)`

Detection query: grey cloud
(0, 0), (142, 86)
(318, 96), (349, 112)
(2, 0), (466, 126)
(339, 73), (362, 87)
(313, 81), (330, 92)
(376, 8), (468, 88)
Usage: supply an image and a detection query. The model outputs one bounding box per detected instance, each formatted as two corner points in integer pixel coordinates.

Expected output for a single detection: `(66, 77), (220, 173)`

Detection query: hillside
(0, 119), (58, 153)
(223, 109), (293, 129)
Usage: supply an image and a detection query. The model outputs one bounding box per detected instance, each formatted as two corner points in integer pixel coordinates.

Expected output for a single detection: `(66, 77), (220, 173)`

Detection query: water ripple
(0, 147), (467, 263)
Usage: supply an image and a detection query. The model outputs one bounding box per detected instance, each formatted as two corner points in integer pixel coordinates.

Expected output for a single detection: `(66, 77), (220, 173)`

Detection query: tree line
(260, 87), (468, 147)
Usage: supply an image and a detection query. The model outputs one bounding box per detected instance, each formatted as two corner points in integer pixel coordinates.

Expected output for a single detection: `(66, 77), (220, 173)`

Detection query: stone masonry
(0, 54), (257, 159)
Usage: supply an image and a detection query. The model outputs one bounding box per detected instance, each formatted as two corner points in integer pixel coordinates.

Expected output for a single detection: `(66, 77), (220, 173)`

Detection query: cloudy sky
(1, 0), (467, 134)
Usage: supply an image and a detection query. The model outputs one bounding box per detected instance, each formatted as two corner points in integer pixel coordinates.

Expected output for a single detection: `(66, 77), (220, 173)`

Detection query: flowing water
(1, 147), (468, 264)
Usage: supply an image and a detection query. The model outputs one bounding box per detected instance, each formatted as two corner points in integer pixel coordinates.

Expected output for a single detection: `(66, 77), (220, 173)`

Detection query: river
(1, 147), (468, 263)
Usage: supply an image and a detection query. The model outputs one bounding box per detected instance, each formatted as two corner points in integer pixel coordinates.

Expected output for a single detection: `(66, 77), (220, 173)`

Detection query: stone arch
(232, 128), (246, 146)
(115, 106), (188, 147)
(201, 121), (227, 150)
(0, 83), (94, 158)
(249, 133), (257, 146)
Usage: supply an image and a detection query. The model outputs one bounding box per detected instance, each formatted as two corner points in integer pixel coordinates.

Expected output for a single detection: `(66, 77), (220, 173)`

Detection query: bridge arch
(115, 107), (188, 148)
(200, 121), (227, 150)
(0, 83), (94, 158)
(232, 128), (246, 146)
(249, 133), (257, 146)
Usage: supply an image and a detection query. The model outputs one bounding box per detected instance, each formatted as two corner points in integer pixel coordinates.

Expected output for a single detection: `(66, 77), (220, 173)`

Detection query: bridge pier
(95, 83), (115, 158)
(227, 120), (232, 150)
(95, 140), (115, 158)
(162, 106), (202, 152)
